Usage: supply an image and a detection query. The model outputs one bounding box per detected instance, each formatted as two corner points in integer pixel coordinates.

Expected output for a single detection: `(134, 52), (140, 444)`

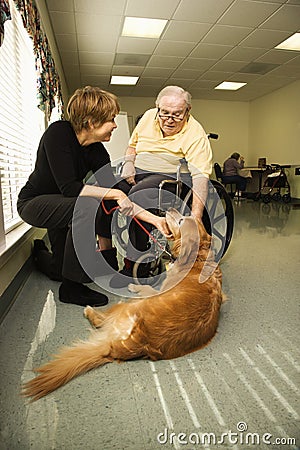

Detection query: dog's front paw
(83, 305), (94, 318)
(128, 283), (140, 293)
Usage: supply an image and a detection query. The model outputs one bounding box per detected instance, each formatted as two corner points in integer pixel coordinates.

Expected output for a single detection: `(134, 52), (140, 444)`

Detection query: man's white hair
(155, 86), (192, 108)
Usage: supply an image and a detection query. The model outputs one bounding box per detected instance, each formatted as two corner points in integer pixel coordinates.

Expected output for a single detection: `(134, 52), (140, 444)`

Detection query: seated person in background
(110, 85), (213, 288)
(223, 152), (247, 198)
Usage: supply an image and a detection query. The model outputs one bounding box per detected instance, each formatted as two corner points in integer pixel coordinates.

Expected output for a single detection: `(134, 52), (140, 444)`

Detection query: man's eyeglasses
(157, 108), (188, 122)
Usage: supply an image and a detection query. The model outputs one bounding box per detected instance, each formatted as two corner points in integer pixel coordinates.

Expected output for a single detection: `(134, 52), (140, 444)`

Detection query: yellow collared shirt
(129, 108), (212, 178)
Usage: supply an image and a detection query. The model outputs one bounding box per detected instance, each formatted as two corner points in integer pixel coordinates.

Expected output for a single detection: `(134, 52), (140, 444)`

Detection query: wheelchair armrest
(115, 161), (124, 176)
(158, 179), (182, 211)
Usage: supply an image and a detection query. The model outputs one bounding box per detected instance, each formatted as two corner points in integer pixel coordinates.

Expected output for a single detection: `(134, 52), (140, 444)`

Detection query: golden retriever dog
(22, 208), (226, 401)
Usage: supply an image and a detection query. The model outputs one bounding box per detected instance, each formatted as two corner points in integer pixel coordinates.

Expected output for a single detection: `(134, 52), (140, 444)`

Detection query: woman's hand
(153, 217), (173, 240)
(116, 192), (135, 216)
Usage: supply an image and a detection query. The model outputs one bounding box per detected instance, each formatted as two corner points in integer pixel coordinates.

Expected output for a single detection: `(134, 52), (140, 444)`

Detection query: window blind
(0, 0), (44, 233)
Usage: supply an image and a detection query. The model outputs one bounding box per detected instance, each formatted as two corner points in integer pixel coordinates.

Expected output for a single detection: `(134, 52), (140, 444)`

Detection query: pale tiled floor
(0, 200), (299, 450)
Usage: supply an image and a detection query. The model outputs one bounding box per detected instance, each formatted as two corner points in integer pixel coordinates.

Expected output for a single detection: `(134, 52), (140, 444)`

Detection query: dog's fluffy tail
(22, 337), (113, 401)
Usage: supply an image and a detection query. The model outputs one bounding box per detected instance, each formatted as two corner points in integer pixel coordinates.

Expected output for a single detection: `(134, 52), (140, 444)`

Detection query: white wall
(249, 79), (300, 198)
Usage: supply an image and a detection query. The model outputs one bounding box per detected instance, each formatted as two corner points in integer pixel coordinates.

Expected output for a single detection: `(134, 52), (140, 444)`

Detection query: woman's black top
(18, 121), (116, 200)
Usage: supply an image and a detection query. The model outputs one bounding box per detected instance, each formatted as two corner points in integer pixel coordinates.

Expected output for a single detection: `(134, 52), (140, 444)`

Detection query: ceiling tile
(114, 54), (150, 66)
(223, 46), (268, 61)
(228, 72), (261, 82)
(131, 85), (163, 97)
(125, 0), (181, 19)
(117, 37), (159, 54)
(46, 0), (74, 12)
(218, 0), (281, 27)
(211, 60), (248, 71)
(162, 21), (212, 42)
(79, 52), (115, 65)
(171, 67), (204, 78)
(254, 0), (286, 3)
(190, 43), (233, 58)
(78, 35), (117, 53)
(202, 25), (253, 46)
(239, 61), (279, 74)
(136, 77), (166, 87)
(54, 34), (77, 52)
(111, 65), (145, 76)
(240, 29), (292, 48)
(75, 14), (122, 36)
(59, 51), (79, 65)
(256, 48), (299, 64)
(190, 79), (219, 88)
(49, 12), (75, 34)
(167, 78), (195, 87)
(80, 65), (112, 76)
(62, 63), (80, 76)
(81, 74), (111, 85)
(141, 67), (175, 77)
(284, 54), (300, 67)
(259, 4), (300, 31)
(154, 40), (197, 56)
(179, 58), (216, 70)
(199, 70), (234, 81)
(147, 55), (184, 68)
(173, 0), (235, 22)
(268, 64), (300, 76)
(74, 0), (127, 14)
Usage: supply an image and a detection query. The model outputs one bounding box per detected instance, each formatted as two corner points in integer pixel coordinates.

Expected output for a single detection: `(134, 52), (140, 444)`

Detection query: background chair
(214, 162), (236, 197)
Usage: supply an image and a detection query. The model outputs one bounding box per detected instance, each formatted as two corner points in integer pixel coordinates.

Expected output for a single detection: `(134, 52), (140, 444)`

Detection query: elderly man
(110, 85), (212, 288)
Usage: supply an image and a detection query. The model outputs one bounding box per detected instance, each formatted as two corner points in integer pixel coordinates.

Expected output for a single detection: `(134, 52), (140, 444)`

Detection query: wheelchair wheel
(263, 194), (271, 203)
(132, 253), (165, 286)
(272, 192), (281, 202)
(111, 211), (128, 255)
(180, 179), (234, 261)
(282, 193), (291, 203)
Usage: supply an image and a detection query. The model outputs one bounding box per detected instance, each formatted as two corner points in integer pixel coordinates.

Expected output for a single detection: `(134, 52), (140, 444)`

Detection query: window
(0, 0), (44, 239)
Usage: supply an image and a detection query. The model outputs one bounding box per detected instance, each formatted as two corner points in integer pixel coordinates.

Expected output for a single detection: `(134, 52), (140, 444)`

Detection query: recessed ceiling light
(122, 17), (167, 38)
(275, 33), (300, 51)
(110, 76), (139, 85)
(214, 81), (247, 91)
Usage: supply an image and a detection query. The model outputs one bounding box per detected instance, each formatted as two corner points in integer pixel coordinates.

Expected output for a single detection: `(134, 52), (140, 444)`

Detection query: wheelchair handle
(207, 133), (219, 140)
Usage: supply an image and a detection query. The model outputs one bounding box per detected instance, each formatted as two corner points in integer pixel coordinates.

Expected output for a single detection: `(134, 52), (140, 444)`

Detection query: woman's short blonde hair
(67, 86), (120, 133)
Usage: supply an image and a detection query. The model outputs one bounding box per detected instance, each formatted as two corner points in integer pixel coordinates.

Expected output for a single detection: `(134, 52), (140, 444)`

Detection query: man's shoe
(96, 247), (119, 275)
(59, 281), (108, 307)
(109, 267), (134, 289)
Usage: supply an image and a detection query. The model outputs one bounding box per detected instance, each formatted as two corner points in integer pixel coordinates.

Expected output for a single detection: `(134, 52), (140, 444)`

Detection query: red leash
(101, 200), (166, 251)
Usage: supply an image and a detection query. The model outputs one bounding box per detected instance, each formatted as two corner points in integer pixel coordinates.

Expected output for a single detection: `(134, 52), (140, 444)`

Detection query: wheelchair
(112, 136), (234, 285)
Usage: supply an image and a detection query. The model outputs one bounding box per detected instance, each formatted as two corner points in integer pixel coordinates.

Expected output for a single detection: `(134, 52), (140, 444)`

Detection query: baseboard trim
(0, 257), (33, 324)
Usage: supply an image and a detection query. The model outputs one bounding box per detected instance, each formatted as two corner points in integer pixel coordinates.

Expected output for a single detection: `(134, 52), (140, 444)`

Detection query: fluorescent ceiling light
(110, 76), (139, 85)
(122, 17), (167, 38)
(214, 81), (247, 91)
(275, 33), (300, 51)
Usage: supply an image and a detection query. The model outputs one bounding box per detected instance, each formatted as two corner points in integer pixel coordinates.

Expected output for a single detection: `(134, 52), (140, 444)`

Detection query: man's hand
(121, 151), (137, 185)
(121, 161), (136, 185)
